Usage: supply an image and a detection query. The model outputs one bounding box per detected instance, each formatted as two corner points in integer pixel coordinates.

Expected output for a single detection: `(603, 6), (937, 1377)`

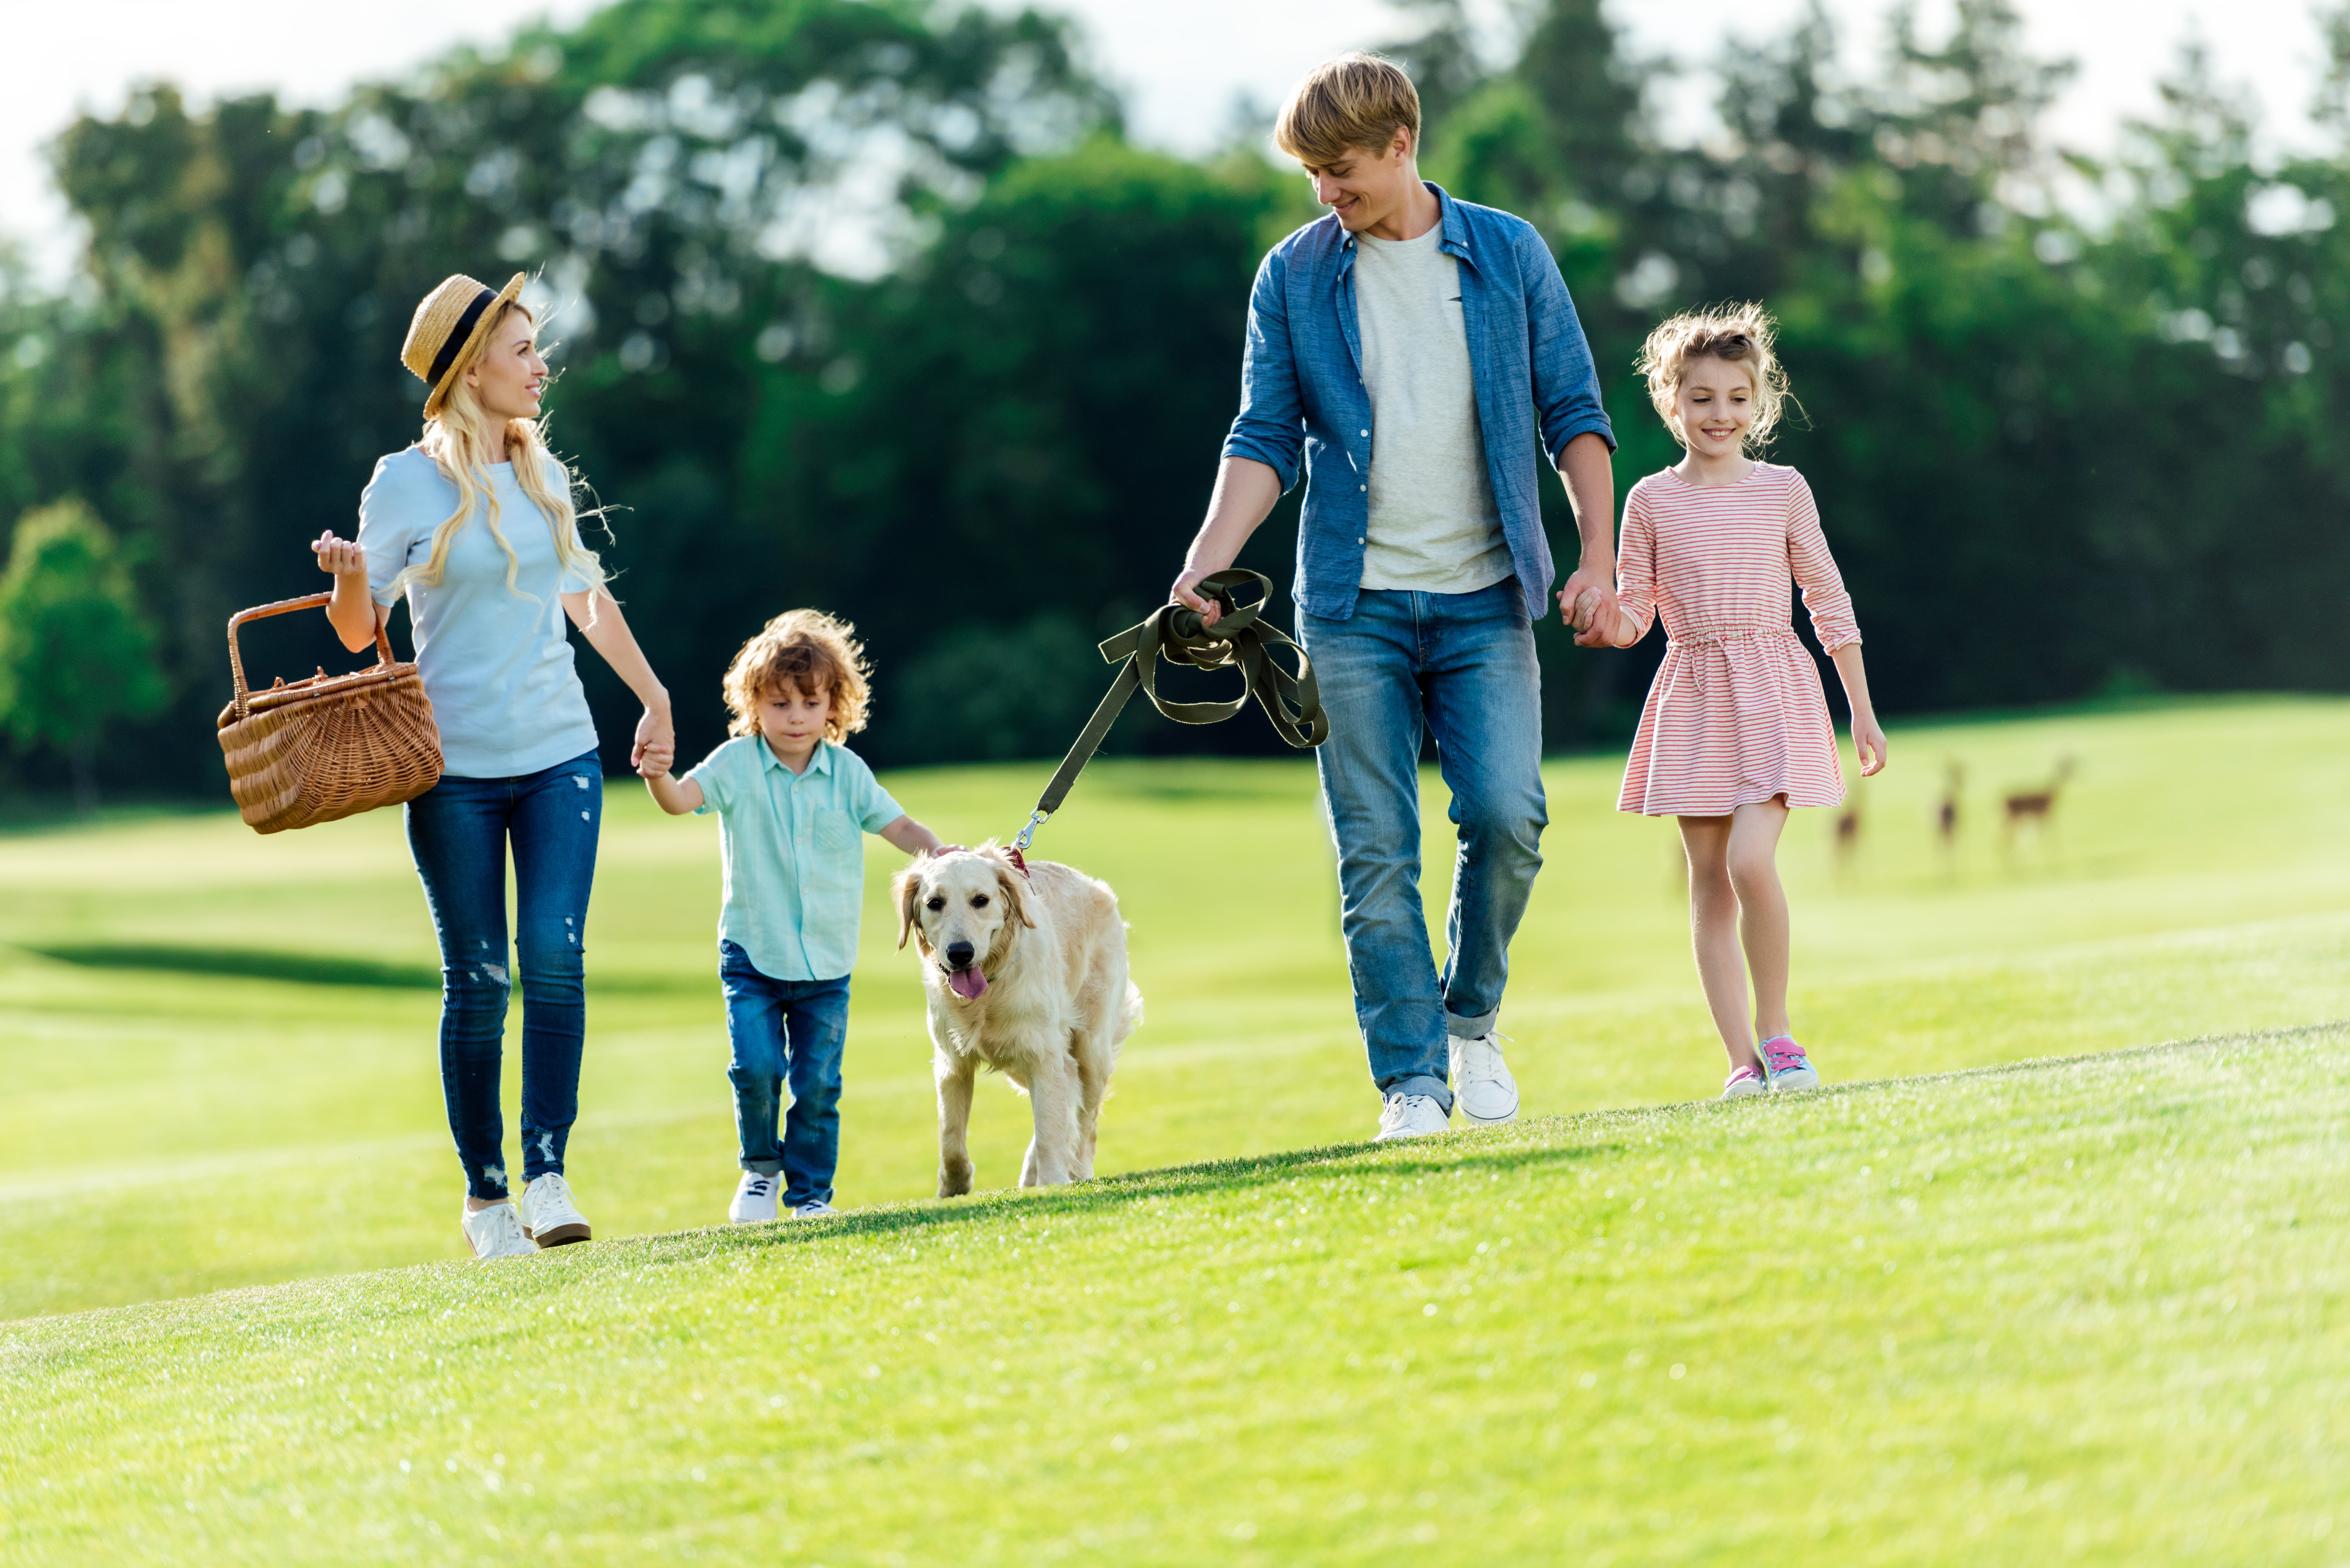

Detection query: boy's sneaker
(1374, 1092), (1449, 1142)
(1448, 1031), (1520, 1126)
(730, 1172), (781, 1224)
(519, 1172), (592, 1247)
(1721, 1064), (1766, 1099)
(791, 1199), (838, 1219)
(460, 1200), (536, 1262)
(1760, 1036), (1820, 1092)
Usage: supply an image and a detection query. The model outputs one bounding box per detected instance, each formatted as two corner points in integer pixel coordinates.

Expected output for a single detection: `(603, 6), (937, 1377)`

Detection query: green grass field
(4, 697), (2349, 1564)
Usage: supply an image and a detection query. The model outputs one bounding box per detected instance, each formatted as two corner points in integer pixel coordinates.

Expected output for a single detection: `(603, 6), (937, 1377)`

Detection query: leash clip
(1011, 808), (1050, 853)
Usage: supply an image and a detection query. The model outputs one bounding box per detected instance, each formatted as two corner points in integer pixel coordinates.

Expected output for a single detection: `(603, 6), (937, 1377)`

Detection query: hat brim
(421, 272), (530, 419)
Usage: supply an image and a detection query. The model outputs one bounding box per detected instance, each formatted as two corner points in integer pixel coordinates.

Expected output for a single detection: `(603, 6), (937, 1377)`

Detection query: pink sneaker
(1721, 1063), (1766, 1099)
(1759, 1035), (1820, 1092)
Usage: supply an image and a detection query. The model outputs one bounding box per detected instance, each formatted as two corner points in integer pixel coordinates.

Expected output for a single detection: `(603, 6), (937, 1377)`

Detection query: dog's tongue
(949, 965), (988, 1000)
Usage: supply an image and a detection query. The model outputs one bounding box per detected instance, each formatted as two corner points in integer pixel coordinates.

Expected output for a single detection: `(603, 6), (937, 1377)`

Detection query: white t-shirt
(359, 446), (599, 779)
(1353, 225), (1512, 594)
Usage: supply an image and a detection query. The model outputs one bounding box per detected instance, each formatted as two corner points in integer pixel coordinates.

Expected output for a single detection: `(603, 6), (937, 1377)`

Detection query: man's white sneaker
(1374, 1092), (1450, 1142)
(791, 1199), (838, 1219)
(730, 1172), (781, 1224)
(460, 1200), (536, 1261)
(518, 1172), (592, 1248)
(1449, 1030), (1520, 1126)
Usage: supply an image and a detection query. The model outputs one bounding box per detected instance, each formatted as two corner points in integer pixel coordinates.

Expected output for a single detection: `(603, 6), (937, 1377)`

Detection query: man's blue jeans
(1300, 581), (1547, 1111)
(404, 750), (603, 1200)
(718, 942), (850, 1209)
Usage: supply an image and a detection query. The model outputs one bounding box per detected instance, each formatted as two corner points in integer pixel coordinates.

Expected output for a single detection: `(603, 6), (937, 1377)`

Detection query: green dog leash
(1010, 569), (1330, 854)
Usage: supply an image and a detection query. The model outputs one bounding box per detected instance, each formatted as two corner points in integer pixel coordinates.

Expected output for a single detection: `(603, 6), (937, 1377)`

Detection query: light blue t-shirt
(686, 735), (906, 983)
(359, 446), (599, 779)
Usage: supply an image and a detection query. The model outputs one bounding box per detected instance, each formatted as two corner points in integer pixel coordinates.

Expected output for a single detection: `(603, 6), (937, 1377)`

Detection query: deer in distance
(2003, 757), (2076, 850)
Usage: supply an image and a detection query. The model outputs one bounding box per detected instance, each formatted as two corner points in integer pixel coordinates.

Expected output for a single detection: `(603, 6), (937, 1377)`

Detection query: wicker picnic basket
(216, 592), (443, 834)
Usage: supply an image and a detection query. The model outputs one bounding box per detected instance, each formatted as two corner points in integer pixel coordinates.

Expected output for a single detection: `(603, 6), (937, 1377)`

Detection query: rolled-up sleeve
(1524, 230), (1615, 462)
(1218, 248), (1306, 491)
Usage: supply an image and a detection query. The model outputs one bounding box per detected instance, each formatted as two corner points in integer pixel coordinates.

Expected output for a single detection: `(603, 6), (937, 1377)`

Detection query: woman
(311, 272), (676, 1261)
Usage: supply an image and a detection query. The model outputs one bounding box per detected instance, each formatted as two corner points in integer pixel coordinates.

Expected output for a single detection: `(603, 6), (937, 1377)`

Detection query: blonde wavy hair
(1636, 302), (1795, 453)
(723, 609), (873, 743)
(396, 301), (607, 608)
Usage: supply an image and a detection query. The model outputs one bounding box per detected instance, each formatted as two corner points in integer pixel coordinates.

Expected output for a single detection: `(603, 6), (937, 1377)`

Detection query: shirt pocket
(807, 810), (864, 906)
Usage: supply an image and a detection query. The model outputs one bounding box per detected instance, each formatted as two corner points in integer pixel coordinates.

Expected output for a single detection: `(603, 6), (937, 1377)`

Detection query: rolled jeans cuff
(742, 1159), (783, 1176)
(1446, 1006), (1498, 1039)
(1383, 1073), (1453, 1114)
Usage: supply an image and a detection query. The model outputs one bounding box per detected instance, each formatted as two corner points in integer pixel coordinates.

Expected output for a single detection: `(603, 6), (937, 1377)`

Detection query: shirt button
(1359, 429), (1368, 437)
(1358, 536), (1366, 544)
(1359, 484), (1367, 492)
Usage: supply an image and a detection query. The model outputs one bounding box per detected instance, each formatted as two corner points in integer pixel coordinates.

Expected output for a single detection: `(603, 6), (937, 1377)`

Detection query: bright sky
(0, 0), (2329, 284)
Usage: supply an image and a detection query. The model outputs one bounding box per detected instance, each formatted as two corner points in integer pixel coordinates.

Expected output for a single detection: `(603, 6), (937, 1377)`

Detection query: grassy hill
(4, 1026), (2344, 1565)
(3, 697), (2349, 1561)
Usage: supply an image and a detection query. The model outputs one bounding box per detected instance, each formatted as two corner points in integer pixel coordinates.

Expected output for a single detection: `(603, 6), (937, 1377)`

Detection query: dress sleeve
(357, 453), (426, 609)
(684, 741), (736, 816)
(1786, 469), (1861, 653)
(1613, 483), (1659, 644)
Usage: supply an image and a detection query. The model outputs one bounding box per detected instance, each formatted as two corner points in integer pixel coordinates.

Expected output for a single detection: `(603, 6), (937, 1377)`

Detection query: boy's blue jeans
(718, 941), (849, 1209)
(1299, 581), (1548, 1112)
(404, 750), (603, 1201)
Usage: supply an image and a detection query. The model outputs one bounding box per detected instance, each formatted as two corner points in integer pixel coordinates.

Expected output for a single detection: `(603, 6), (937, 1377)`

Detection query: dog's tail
(1114, 979), (1144, 1050)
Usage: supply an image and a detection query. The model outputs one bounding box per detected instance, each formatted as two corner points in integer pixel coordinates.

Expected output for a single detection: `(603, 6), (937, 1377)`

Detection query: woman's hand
(632, 705), (675, 779)
(313, 530), (365, 577)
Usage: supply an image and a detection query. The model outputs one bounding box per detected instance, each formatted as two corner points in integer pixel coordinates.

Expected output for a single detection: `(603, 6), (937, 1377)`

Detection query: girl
(310, 272), (677, 1259)
(1583, 304), (1886, 1098)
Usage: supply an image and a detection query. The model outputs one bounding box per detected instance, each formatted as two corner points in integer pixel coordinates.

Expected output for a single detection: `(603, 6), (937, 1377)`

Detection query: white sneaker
(1449, 1030), (1520, 1126)
(518, 1172), (592, 1248)
(791, 1199), (838, 1219)
(1374, 1092), (1449, 1142)
(460, 1200), (536, 1261)
(730, 1172), (780, 1224)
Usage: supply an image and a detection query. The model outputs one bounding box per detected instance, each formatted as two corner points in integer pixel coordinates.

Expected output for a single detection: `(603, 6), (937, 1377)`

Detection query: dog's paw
(937, 1158), (975, 1199)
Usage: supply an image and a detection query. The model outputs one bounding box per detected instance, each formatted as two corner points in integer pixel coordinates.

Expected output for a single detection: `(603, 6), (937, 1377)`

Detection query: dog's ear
(893, 865), (925, 951)
(995, 863), (1038, 929)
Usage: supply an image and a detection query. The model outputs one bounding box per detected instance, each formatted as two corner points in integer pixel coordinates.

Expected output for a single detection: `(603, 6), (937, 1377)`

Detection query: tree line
(0, 0), (2345, 802)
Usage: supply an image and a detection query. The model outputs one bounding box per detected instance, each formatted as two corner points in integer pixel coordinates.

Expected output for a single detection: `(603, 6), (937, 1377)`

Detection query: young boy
(646, 609), (941, 1222)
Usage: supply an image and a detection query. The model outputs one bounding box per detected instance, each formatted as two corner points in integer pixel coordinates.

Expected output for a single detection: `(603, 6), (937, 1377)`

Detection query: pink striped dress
(1614, 463), (1861, 816)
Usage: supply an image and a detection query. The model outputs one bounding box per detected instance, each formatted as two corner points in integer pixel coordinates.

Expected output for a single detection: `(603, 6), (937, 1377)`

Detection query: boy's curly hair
(1636, 302), (1795, 452)
(722, 609), (872, 742)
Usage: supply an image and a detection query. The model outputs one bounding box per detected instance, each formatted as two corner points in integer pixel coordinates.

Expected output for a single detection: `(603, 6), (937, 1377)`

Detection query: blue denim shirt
(1221, 184), (1614, 623)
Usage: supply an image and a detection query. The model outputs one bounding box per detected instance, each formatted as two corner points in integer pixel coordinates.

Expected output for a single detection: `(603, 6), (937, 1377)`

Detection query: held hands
(631, 706), (675, 780)
(1556, 565), (1625, 648)
(312, 530), (365, 577)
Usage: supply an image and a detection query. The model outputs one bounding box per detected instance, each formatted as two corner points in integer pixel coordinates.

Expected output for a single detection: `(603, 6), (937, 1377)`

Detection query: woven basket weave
(216, 593), (443, 834)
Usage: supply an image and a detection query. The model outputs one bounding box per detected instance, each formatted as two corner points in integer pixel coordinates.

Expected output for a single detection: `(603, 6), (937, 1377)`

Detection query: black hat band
(427, 287), (498, 387)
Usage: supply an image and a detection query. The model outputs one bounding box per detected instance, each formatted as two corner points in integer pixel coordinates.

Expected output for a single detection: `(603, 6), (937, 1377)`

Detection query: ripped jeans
(405, 750), (603, 1200)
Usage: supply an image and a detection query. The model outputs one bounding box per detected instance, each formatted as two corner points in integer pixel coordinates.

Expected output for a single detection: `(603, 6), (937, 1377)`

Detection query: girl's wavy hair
(396, 299), (608, 613)
(723, 609), (873, 743)
(1636, 302), (1796, 453)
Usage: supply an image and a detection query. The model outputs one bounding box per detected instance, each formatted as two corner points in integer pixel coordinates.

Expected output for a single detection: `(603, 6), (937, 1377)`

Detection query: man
(1168, 52), (1618, 1141)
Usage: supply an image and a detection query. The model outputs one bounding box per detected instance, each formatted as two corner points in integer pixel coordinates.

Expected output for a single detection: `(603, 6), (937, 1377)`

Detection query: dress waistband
(1666, 623), (1794, 650)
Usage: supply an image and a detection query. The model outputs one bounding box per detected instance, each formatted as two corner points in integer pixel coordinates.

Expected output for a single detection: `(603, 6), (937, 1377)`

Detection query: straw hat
(400, 272), (527, 418)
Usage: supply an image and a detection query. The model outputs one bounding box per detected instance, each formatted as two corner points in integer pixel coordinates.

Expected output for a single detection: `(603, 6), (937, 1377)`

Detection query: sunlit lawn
(2, 697), (2347, 1564)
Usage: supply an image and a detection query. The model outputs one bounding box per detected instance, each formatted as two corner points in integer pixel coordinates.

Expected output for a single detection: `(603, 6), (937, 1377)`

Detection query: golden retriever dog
(893, 846), (1141, 1195)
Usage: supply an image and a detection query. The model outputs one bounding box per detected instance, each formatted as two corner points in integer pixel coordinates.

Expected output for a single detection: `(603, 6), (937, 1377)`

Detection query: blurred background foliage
(0, 0), (2346, 797)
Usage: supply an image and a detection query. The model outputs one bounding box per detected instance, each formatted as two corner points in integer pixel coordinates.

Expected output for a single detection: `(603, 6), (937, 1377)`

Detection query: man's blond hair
(1274, 52), (1421, 168)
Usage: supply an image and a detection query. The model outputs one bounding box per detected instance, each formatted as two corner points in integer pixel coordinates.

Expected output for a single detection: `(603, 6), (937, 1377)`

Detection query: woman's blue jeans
(1300, 581), (1548, 1111)
(404, 750), (602, 1200)
(718, 942), (850, 1210)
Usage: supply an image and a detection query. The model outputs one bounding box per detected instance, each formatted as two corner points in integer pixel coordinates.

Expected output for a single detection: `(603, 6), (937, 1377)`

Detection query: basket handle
(226, 593), (397, 720)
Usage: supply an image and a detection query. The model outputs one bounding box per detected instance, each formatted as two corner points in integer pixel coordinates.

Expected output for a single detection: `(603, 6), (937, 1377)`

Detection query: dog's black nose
(945, 940), (976, 968)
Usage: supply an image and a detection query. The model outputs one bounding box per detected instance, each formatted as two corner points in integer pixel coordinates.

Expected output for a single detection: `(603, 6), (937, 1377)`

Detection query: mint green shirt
(686, 736), (905, 982)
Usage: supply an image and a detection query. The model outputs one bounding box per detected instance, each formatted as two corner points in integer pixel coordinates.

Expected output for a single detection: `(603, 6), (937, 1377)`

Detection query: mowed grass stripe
(4, 1027), (2344, 1566)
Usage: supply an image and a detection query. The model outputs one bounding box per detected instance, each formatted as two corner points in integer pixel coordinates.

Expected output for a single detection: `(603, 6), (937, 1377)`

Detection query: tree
(0, 500), (168, 810)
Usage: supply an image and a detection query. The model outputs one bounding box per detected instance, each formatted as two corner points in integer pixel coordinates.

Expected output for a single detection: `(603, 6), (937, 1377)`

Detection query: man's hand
(1169, 565), (1226, 629)
(1556, 563), (1621, 648)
